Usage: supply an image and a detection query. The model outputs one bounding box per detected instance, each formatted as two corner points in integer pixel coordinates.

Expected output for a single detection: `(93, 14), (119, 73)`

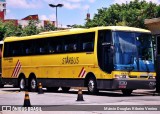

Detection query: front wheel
(87, 78), (98, 94)
(122, 89), (133, 96)
(29, 77), (37, 92)
(19, 77), (26, 91)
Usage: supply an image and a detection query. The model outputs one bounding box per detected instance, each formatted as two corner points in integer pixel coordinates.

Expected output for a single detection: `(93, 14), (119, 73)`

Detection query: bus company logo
(11, 60), (22, 78)
(62, 56), (79, 64)
(78, 67), (86, 78)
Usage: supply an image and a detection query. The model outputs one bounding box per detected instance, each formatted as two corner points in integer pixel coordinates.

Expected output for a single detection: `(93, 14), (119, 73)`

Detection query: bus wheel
(29, 77), (37, 92)
(62, 87), (70, 92)
(87, 77), (98, 94)
(47, 87), (59, 92)
(19, 77), (26, 91)
(122, 89), (133, 96)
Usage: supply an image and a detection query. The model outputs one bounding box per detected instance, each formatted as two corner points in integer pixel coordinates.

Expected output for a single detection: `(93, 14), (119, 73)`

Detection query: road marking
(0, 91), (20, 94)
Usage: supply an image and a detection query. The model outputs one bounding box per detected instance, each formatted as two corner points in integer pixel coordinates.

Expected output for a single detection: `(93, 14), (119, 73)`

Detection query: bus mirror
(102, 42), (112, 47)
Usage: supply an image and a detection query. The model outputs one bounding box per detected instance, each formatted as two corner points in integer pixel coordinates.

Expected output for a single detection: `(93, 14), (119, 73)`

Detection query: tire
(62, 87), (70, 92)
(29, 77), (37, 92)
(47, 87), (59, 92)
(87, 77), (98, 94)
(122, 89), (133, 96)
(19, 77), (26, 91)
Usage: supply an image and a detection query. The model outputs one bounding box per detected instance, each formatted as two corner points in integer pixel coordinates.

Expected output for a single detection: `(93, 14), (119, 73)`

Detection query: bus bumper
(112, 79), (156, 89)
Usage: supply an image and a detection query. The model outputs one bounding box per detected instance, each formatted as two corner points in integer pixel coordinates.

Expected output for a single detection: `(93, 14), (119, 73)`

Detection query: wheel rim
(31, 79), (36, 89)
(88, 79), (94, 92)
(20, 78), (25, 89)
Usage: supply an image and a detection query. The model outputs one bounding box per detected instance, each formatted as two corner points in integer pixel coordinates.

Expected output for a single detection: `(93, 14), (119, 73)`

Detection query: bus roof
(4, 26), (151, 42)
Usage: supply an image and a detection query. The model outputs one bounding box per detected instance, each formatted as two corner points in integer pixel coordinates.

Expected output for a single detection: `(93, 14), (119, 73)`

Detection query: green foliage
(72, 24), (85, 28)
(0, 21), (6, 40)
(0, 20), (56, 40)
(22, 20), (40, 36)
(85, 0), (160, 28)
(42, 22), (56, 31)
(0, 21), (19, 40)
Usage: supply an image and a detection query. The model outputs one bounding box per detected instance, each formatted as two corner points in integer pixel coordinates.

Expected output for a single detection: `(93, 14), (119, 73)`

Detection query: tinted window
(3, 32), (95, 57)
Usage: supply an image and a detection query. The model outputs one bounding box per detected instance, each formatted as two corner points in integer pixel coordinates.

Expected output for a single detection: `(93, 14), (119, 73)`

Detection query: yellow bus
(1, 26), (156, 95)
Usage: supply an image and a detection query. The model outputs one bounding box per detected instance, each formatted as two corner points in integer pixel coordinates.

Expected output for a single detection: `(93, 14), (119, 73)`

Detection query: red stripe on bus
(11, 60), (20, 77)
(78, 67), (84, 77)
(81, 70), (86, 77)
(14, 63), (21, 78)
(13, 61), (20, 77)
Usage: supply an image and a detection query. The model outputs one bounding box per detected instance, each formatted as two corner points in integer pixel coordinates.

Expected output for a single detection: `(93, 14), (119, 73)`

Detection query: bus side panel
(29, 53), (95, 78)
(31, 53), (96, 87)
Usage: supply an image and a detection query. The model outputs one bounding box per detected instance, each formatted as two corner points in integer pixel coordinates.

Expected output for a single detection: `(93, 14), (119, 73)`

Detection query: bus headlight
(114, 75), (129, 79)
(149, 76), (155, 79)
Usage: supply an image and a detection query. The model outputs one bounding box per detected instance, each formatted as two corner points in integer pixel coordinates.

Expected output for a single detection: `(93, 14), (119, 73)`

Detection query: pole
(49, 4), (63, 28)
(56, 6), (58, 28)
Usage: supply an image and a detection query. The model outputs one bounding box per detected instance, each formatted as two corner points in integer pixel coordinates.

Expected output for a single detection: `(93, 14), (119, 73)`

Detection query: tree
(0, 20), (18, 40)
(0, 21), (7, 40)
(22, 20), (41, 36)
(0, 19), (57, 40)
(85, 0), (160, 28)
(42, 21), (56, 31)
(72, 24), (85, 28)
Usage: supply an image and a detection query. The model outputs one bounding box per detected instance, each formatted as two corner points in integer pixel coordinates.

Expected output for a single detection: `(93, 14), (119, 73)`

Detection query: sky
(5, 0), (160, 27)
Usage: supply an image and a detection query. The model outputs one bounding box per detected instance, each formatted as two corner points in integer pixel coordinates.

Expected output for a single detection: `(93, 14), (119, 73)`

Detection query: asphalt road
(0, 85), (160, 114)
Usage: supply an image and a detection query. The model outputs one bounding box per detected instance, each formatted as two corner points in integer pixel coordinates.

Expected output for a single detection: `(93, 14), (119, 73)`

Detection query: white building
(0, 0), (6, 14)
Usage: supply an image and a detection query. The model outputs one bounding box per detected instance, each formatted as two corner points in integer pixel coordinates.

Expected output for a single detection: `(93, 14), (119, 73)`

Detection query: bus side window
(64, 45), (69, 52)
(39, 48), (43, 53)
(56, 45), (62, 52)
(80, 32), (95, 52)
(69, 44), (77, 52)
(73, 44), (77, 51)
(83, 42), (93, 51)
(48, 39), (56, 54)
(12, 50), (17, 55)
(12, 49), (20, 56)
(48, 46), (55, 53)
(25, 48), (30, 54)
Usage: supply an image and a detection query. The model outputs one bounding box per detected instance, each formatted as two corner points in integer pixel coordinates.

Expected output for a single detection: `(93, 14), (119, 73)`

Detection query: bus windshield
(113, 31), (154, 72)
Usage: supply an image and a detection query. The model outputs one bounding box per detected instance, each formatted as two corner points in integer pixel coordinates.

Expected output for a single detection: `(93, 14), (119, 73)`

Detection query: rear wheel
(87, 77), (98, 94)
(47, 87), (59, 92)
(62, 87), (70, 92)
(29, 77), (37, 92)
(19, 77), (26, 91)
(122, 89), (133, 96)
